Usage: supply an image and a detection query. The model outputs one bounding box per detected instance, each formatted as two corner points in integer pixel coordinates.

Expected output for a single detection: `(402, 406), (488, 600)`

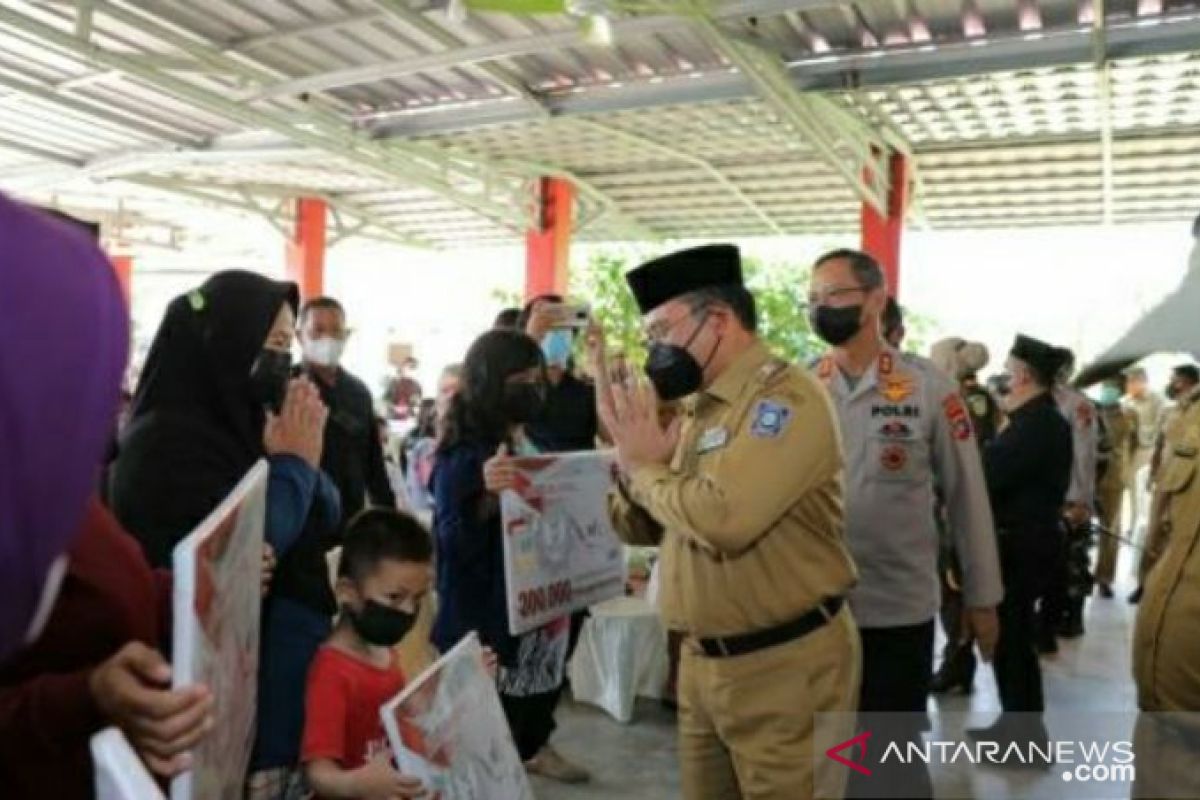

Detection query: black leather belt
(696, 597), (843, 658)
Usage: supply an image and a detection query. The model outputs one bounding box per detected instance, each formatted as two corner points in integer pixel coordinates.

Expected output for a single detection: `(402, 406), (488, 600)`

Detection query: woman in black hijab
(108, 270), (343, 799)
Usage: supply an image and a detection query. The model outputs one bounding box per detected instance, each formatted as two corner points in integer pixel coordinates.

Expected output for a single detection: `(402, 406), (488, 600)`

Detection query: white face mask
(25, 554), (69, 646)
(304, 336), (345, 367)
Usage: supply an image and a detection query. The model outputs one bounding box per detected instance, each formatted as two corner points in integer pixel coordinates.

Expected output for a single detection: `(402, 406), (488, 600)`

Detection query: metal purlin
(690, 9), (909, 217)
(567, 116), (785, 235)
(0, 2), (534, 232)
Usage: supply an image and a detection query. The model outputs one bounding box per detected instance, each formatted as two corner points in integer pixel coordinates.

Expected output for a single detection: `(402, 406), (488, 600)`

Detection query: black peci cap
(1010, 334), (1064, 382)
(625, 244), (744, 315)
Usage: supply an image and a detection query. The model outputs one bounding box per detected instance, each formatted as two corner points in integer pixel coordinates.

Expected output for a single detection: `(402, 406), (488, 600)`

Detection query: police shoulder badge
(943, 394), (973, 441)
(1076, 401), (1094, 429)
(750, 400), (793, 438)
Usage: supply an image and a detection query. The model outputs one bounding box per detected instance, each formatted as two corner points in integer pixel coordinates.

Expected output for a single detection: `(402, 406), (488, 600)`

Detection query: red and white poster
(170, 460), (269, 800)
(500, 450), (625, 636)
(91, 727), (166, 800)
(380, 633), (532, 800)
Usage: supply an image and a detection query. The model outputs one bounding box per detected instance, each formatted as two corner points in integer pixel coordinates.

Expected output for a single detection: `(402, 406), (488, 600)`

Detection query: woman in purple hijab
(0, 196), (128, 662)
(0, 197), (215, 799)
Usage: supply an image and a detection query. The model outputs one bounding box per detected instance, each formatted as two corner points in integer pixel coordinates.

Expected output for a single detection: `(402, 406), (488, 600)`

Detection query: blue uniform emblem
(750, 400), (792, 438)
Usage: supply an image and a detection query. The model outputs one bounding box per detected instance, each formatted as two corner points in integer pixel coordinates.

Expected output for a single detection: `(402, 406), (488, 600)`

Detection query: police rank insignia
(750, 400), (792, 438)
(943, 394), (973, 441)
(881, 376), (914, 403)
(877, 352), (913, 402)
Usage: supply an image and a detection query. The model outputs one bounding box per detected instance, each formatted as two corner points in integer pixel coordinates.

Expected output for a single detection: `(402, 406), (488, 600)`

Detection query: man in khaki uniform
(1123, 367), (1165, 540)
(1131, 394), (1200, 798)
(1136, 381), (1200, 590)
(1071, 215), (1200, 798)
(1094, 378), (1138, 597)
(596, 244), (860, 800)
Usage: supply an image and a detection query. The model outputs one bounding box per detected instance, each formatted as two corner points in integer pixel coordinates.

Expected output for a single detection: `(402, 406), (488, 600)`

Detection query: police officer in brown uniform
(597, 244), (861, 800)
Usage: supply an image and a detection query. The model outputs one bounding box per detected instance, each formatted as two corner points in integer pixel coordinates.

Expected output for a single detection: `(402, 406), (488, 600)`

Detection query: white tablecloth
(569, 596), (669, 723)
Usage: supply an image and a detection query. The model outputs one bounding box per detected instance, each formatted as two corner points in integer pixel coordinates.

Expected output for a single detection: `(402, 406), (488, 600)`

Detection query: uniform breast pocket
(868, 435), (928, 483)
(1159, 453), (1197, 495)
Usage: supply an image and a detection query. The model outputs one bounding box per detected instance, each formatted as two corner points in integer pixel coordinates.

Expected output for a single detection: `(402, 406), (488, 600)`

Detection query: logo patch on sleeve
(750, 400), (793, 439)
(943, 394), (973, 441)
(967, 394), (989, 419)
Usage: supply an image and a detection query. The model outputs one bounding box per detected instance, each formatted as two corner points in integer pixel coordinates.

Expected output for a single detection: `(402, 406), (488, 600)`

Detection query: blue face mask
(1099, 385), (1121, 406)
(541, 329), (573, 368)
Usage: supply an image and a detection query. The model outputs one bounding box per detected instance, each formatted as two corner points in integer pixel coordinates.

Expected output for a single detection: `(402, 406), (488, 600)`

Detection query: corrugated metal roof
(0, 0), (1198, 250)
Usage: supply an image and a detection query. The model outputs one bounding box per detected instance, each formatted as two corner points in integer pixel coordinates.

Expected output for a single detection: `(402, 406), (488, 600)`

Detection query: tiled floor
(534, 580), (1143, 800)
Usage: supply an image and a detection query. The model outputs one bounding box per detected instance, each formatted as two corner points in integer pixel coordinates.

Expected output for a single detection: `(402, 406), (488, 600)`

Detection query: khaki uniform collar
(703, 340), (772, 405)
(1183, 385), (1200, 409)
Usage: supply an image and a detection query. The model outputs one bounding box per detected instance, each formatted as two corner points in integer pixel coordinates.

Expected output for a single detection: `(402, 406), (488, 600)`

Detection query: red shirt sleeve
(0, 668), (105, 765)
(301, 649), (348, 765)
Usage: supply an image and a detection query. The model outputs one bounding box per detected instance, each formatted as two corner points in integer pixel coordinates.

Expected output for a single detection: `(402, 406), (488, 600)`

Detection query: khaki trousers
(1095, 479), (1125, 585)
(678, 607), (861, 800)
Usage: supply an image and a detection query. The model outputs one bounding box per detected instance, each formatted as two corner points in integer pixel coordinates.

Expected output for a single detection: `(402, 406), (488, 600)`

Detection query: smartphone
(548, 303), (591, 331)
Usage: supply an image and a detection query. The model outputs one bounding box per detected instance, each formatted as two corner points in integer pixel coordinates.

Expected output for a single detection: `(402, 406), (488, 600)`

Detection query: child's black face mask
(346, 598), (416, 647)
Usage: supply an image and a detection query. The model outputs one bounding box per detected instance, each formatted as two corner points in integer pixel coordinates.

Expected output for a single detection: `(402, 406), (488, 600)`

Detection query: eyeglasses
(807, 285), (868, 306)
(641, 307), (704, 344)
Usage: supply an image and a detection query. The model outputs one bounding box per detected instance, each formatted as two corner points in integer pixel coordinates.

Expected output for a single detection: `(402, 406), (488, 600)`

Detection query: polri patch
(1076, 402), (1094, 429)
(697, 426), (730, 454)
(943, 394), (973, 442)
(750, 400), (793, 439)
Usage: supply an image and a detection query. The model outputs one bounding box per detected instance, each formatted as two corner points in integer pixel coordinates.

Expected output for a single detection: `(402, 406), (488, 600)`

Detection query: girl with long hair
(431, 329), (589, 784)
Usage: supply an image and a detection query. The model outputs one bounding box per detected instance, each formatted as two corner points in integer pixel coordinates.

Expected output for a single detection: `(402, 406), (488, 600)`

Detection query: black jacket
(983, 392), (1073, 532)
(300, 365), (395, 526)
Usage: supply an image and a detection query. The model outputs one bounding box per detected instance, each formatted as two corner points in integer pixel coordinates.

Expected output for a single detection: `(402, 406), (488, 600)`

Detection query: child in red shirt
(302, 509), (431, 800)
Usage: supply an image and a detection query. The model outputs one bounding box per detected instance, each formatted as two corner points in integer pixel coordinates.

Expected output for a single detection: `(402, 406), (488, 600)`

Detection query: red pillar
(525, 177), (574, 300)
(109, 255), (133, 310)
(286, 197), (327, 300)
(860, 152), (909, 297)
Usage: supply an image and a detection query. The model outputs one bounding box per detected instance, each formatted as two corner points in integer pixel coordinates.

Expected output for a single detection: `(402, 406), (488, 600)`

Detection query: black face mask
(644, 313), (716, 402)
(249, 349), (292, 412)
(809, 305), (864, 347)
(346, 599), (416, 648)
(502, 382), (548, 424)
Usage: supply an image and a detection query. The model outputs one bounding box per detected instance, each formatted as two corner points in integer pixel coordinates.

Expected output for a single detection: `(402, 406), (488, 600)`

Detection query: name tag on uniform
(697, 426), (730, 454)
